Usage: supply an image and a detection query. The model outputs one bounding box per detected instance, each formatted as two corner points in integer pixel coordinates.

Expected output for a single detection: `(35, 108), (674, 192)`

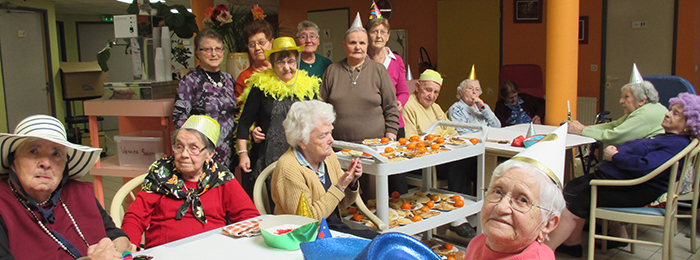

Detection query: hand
(532, 115), (542, 124)
(473, 97), (485, 110)
(603, 145), (618, 161)
(252, 126), (266, 144)
(85, 237), (121, 260)
(385, 132), (397, 140)
(112, 236), (137, 253)
(397, 100), (404, 112)
(238, 153), (251, 173)
(567, 120), (584, 135)
(337, 158), (363, 190)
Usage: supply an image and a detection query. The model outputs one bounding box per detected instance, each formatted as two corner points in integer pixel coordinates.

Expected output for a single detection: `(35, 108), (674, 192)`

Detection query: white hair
(296, 20), (320, 38)
(283, 100), (336, 148)
(621, 80), (659, 104)
(455, 79), (481, 99)
(344, 27), (367, 39)
(491, 160), (566, 222)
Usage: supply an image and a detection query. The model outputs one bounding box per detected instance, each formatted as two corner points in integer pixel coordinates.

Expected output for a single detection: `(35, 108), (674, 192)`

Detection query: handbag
(418, 47), (433, 74)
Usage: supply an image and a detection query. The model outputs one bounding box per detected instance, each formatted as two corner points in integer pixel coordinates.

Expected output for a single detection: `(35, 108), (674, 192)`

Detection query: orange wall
(277, 0), (437, 79)
(502, 0), (603, 100)
(676, 0), (700, 92)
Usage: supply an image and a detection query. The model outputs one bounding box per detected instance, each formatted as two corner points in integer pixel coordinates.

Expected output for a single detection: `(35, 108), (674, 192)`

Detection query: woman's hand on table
(113, 236), (137, 253)
(603, 145), (618, 161)
(252, 126), (266, 144)
(566, 120), (589, 135)
(83, 237), (122, 260)
(532, 115), (542, 124)
(338, 158), (363, 190)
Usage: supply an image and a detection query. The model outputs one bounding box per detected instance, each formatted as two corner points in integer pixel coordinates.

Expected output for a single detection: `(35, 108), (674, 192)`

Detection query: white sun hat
(0, 115), (102, 179)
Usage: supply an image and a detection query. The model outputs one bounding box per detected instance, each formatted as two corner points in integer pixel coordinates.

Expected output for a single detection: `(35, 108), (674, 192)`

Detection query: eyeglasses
(465, 87), (482, 94)
(199, 46), (224, 54)
(247, 39), (269, 49)
(275, 59), (297, 67)
(297, 34), (319, 41)
(484, 188), (551, 214)
(172, 144), (206, 156)
(370, 30), (388, 36)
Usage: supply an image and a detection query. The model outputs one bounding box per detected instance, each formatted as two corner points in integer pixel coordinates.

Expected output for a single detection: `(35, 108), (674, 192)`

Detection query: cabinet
(333, 122), (487, 235)
(83, 98), (175, 206)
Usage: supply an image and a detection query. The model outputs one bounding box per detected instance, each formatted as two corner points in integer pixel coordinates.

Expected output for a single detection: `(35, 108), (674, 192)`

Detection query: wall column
(545, 0), (579, 124)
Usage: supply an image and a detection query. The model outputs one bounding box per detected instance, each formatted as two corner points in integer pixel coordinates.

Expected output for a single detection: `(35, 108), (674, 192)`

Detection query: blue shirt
(448, 100), (501, 134)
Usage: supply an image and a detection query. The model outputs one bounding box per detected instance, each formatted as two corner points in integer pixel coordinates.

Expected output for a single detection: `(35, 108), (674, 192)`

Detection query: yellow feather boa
(237, 69), (321, 110)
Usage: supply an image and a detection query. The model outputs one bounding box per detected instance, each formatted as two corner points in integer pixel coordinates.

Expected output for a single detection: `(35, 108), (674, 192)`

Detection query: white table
(135, 216), (360, 259)
(477, 124), (596, 185)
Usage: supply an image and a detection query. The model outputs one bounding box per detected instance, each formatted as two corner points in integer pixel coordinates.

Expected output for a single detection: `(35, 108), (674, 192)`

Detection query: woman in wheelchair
(547, 93), (700, 257)
(270, 100), (377, 239)
(567, 78), (668, 147)
(121, 115), (259, 249)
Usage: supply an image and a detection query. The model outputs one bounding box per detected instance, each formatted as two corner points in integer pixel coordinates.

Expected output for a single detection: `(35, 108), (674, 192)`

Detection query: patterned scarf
(141, 156), (234, 223)
(505, 97), (533, 125)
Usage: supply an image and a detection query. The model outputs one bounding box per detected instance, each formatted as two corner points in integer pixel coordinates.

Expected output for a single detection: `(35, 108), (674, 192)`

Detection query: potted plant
(203, 4), (266, 78)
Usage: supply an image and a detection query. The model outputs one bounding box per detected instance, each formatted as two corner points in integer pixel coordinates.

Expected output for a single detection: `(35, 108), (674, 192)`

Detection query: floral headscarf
(142, 156), (234, 223)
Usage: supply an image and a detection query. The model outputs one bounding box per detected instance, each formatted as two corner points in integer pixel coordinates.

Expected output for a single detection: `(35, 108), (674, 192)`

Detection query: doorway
(603, 0), (675, 119)
(0, 9), (53, 130)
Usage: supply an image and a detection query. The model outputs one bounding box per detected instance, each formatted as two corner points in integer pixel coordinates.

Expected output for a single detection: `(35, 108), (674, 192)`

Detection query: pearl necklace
(9, 179), (89, 259)
(204, 71), (223, 88)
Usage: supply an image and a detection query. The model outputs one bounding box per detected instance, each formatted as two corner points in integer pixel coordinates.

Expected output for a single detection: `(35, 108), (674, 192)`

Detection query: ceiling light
(116, 0), (166, 4)
(171, 9), (192, 13)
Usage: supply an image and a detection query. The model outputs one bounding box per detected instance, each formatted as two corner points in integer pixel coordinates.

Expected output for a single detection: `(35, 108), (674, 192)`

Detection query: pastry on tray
(363, 138), (382, 145)
(433, 201), (459, 211)
(448, 137), (467, 145)
(412, 208), (440, 218)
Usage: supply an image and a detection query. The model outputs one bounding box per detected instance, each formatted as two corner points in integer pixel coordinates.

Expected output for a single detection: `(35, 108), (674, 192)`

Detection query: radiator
(577, 97), (598, 125)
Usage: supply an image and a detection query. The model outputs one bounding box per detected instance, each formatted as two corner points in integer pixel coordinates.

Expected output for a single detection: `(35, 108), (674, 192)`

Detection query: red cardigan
(121, 179), (259, 248)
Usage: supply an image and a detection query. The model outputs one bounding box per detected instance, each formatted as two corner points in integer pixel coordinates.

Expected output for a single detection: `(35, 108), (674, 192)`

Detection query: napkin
(222, 219), (262, 238)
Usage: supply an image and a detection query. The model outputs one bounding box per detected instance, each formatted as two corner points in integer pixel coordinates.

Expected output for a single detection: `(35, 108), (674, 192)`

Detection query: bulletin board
(307, 8), (349, 63)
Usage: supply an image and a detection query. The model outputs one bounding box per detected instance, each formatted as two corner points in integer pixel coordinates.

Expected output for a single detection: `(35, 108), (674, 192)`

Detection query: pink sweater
(386, 53), (409, 128)
(463, 234), (555, 260)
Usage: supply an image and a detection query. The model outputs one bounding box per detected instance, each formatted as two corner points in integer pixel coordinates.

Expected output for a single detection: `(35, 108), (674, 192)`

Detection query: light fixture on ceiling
(116, 0), (165, 4)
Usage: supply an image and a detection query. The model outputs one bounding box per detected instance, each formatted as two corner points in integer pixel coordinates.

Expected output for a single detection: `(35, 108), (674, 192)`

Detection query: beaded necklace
(9, 179), (88, 259)
(204, 71), (223, 88)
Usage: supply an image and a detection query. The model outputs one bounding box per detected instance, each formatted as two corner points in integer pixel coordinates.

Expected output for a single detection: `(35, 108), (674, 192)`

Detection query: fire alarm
(376, 0), (393, 20)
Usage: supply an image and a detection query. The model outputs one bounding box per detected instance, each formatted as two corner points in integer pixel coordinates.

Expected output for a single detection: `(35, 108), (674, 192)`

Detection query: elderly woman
(567, 80), (667, 146)
(235, 20), (274, 101)
(173, 28), (237, 168)
(122, 115), (259, 249)
(448, 77), (501, 134)
(366, 17), (409, 138)
(296, 21), (333, 78)
(0, 115), (134, 259)
(548, 92), (700, 257)
(237, 37), (321, 195)
(320, 15), (399, 142)
(465, 125), (567, 259)
(495, 81), (546, 127)
(271, 100), (376, 239)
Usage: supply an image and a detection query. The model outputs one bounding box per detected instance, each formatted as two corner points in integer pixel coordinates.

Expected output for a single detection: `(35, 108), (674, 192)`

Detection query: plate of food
(340, 149), (372, 159)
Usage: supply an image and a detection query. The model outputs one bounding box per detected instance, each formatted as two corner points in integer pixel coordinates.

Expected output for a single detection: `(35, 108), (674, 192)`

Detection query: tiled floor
(85, 130), (700, 259)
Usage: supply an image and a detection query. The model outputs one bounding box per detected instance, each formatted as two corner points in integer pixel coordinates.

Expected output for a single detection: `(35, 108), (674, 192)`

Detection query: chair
(110, 173), (147, 228)
(587, 139), (699, 260)
(676, 143), (700, 253)
(643, 75), (696, 109)
(498, 64), (544, 98)
(253, 161), (387, 230)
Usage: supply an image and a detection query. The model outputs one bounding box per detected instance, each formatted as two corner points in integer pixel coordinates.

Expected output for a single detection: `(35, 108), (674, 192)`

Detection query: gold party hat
(468, 64), (477, 80)
(296, 192), (315, 219)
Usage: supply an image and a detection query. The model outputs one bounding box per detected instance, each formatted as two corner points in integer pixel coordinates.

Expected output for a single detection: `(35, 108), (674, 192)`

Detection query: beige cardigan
(271, 148), (358, 221)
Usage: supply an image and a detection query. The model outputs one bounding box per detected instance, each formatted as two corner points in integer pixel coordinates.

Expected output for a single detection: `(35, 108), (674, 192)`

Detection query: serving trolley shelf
(332, 121), (487, 235)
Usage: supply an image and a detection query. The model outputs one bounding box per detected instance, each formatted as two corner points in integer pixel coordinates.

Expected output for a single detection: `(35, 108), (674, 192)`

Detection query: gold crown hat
(264, 37), (305, 60)
(468, 64), (477, 80)
(350, 12), (363, 29)
(509, 123), (568, 189)
(629, 63), (644, 84)
(419, 69), (443, 87)
(181, 115), (220, 146)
